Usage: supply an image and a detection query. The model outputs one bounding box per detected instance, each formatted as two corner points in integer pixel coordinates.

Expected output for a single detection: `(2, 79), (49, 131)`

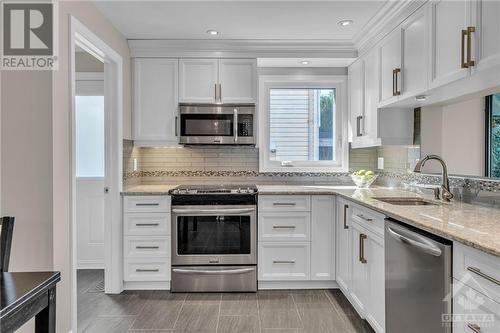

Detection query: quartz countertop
(121, 184), (500, 257)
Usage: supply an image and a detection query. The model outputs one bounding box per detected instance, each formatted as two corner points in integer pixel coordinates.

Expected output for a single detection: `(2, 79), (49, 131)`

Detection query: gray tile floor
(78, 269), (374, 333)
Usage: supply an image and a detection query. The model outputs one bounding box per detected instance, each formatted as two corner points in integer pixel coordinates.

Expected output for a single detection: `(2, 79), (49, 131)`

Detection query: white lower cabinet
(123, 195), (171, 289)
(258, 195), (335, 287)
(336, 199), (385, 333)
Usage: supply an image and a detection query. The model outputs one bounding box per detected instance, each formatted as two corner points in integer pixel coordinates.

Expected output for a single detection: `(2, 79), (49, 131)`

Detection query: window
(259, 75), (348, 172)
(486, 93), (500, 178)
(76, 95), (105, 177)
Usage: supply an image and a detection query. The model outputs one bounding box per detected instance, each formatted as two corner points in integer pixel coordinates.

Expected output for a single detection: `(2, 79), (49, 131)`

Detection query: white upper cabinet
(218, 59), (256, 103)
(363, 48), (381, 145)
(472, 0), (500, 74)
(348, 59), (364, 142)
(429, 0), (471, 88)
(379, 28), (402, 105)
(310, 196), (335, 281)
(179, 59), (219, 103)
(179, 58), (256, 104)
(401, 5), (429, 99)
(133, 58), (179, 145)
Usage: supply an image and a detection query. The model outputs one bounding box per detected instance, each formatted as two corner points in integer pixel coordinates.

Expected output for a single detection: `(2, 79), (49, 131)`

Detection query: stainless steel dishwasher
(385, 218), (452, 333)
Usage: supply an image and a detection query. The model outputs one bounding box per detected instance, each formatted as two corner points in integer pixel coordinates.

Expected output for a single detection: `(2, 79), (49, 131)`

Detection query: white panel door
(348, 59), (364, 141)
(76, 178), (105, 268)
(179, 59), (218, 103)
(219, 59), (256, 103)
(311, 196), (335, 280)
(366, 232), (385, 333)
(401, 5), (429, 98)
(472, 0), (500, 74)
(336, 199), (351, 292)
(379, 28), (402, 105)
(429, 0), (471, 88)
(350, 222), (369, 315)
(363, 48), (380, 141)
(133, 58), (179, 144)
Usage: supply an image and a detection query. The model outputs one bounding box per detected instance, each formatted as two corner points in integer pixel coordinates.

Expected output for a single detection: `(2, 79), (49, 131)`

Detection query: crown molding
(128, 39), (357, 59)
(353, 0), (427, 57)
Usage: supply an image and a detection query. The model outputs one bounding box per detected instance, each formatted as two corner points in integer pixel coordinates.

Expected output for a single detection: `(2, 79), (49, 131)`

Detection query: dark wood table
(1, 271), (61, 333)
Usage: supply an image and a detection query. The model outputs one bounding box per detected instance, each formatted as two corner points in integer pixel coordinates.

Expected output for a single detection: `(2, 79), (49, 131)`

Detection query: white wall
(1, 71), (54, 333)
(421, 97), (485, 176)
(52, 2), (131, 332)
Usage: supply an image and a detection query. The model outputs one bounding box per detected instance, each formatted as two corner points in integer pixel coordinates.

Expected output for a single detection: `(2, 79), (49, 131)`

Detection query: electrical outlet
(377, 157), (384, 170)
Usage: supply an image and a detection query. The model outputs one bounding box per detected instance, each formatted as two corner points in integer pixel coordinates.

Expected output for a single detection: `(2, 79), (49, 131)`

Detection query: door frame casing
(69, 15), (123, 333)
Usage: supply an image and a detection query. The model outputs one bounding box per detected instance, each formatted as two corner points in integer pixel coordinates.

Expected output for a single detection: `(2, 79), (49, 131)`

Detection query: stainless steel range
(169, 184), (258, 292)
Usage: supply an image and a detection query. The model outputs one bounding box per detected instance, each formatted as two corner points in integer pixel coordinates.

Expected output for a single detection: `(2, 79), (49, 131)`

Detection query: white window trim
(258, 75), (348, 173)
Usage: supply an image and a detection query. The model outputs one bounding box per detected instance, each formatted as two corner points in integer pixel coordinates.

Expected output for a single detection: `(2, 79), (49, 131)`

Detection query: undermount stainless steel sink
(373, 197), (439, 206)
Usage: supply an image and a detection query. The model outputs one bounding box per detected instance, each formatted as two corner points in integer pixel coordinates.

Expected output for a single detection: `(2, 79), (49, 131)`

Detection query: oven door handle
(172, 208), (255, 214)
(172, 267), (255, 275)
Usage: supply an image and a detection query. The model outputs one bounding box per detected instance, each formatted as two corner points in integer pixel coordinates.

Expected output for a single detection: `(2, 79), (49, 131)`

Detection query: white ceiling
(94, 1), (386, 40)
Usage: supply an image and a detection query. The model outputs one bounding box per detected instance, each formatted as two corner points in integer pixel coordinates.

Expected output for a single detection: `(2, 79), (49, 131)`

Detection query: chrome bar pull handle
(136, 223), (159, 226)
(356, 116), (363, 137)
(273, 202), (296, 206)
(461, 29), (469, 68)
(234, 108), (238, 142)
(136, 203), (159, 206)
(343, 204), (349, 229)
(467, 323), (481, 333)
(136, 268), (159, 272)
(467, 267), (500, 286)
(136, 246), (160, 249)
(175, 116), (178, 137)
(273, 260), (296, 264)
(273, 225), (296, 229)
(356, 214), (373, 222)
(466, 26), (476, 67)
(359, 234), (367, 263)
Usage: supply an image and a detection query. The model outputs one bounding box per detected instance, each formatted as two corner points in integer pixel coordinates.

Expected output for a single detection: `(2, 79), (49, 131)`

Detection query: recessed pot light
(415, 95), (428, 102)
(338, 19), (354, 27)
(206, 29), (219, 36)
(301, 60), (310, 65)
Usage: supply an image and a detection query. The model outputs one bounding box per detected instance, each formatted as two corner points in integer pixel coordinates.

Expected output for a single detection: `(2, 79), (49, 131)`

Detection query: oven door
(171, 205), (256, 265)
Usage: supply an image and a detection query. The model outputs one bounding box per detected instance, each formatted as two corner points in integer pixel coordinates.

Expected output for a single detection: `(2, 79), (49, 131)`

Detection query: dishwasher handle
(386, 224), (442, 257)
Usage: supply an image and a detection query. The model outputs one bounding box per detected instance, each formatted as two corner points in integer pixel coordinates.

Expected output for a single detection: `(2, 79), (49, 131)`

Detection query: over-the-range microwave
(178, 103), (255, 145)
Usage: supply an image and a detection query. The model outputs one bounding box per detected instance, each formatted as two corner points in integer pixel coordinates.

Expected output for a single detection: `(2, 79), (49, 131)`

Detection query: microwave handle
(172, 207), (255, 214)
(234, 108), (238, 142)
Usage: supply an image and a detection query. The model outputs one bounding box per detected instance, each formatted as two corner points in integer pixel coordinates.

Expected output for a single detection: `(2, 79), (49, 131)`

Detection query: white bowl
(351, 174), (378, 188)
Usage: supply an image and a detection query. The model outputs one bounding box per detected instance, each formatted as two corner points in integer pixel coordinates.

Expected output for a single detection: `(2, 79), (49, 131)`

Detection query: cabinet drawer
(124, 213), (170, 236)
(453, 279), (500, 333)
(454, 242), (500, 303)
(258, 242), (310, 280)
(123, 196), (170, 213)
(350, 203), (385, 237)
(124, 236), (170, 258)
(124, 258), (170, 281)
(259, 212), (310, 241)
(259, 195), (310, 212)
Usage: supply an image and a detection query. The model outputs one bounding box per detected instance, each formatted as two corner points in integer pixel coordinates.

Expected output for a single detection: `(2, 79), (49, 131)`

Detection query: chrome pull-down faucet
(414, 154), (454, 202)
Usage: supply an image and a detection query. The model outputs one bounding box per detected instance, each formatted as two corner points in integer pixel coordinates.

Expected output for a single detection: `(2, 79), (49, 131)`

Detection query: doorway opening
(69, 16), (123, 333)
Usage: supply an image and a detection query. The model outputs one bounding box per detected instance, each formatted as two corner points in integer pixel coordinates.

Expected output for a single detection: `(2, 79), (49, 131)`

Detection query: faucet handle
(433, 187), (441, 200)
(441, 185), (454, 202)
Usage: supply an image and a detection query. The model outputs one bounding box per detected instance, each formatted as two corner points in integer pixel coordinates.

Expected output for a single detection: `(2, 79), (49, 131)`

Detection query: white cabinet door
(311, 196), (335, 281)
(348, 59), (364, 141)
(133, 58), (179, 144)
(349, 222), (369, 315)
(218, 59), (256, 103)
(179, 59), (218, 103)
(365, 232), (385, 333)
(401, 5), (429, 99)
(336, 198), (351, 292)
(472, 0), (500, 74)
(379, 28), (402, 105)
(429, 0), (471, 88)
(363, 48), (380, 143)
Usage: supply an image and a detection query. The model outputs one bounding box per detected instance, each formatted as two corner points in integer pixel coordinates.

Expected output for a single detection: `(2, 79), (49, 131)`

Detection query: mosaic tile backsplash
(123, 140), (500, 206)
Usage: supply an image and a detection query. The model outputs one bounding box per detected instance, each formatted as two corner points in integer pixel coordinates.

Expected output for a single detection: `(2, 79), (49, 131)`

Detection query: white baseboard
(123, 280), (170, 290)
(77, 259), (104, 269)
(258, 280), (339, 290)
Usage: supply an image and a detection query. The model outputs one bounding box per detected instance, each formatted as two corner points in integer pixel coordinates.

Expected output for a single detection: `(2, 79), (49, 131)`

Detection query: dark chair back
(0, 216), (15, 272)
